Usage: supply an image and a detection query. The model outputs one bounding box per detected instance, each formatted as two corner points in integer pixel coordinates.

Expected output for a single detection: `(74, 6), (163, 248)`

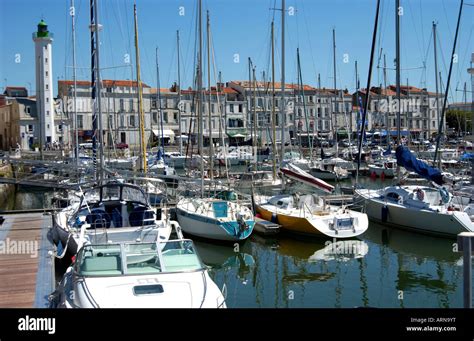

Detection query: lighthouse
(33, 19), (55, 147)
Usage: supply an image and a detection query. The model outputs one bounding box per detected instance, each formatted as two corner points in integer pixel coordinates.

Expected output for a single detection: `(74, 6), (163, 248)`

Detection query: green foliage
(446, 109), (472, 133)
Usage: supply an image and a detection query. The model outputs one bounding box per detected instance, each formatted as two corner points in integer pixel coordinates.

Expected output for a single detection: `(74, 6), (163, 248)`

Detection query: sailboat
(176, 2), (255, 242)
(356, 146), (474, 237)
(355, 0), (473, 238)
(255, 192), (368, 238)
(52, 1), (174, 256)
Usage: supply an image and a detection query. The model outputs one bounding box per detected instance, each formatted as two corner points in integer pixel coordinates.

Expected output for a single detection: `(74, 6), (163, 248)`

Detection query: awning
(152, 129), (175, 138)
(227, 130), (248, 137)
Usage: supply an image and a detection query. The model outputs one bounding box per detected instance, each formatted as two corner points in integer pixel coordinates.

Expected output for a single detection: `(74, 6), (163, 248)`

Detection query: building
(33, 19), (56, 145)
(353, 85), (443, 140)
(0, 88), (41, 151)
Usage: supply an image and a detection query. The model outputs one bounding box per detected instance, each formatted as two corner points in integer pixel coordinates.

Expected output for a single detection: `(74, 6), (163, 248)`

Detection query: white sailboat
(356, 0), (471, 238)
(176, 3), (255, 242)
(356, 184), (474, 237)
(256, 193), (368, 238)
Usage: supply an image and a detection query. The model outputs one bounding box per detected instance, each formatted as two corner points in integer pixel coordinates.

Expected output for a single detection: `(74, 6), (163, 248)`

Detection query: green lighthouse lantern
(37, 20), (49, 38)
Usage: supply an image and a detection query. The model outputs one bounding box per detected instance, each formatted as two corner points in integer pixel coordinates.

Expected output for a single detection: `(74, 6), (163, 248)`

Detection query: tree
(445, 109), (472, 136)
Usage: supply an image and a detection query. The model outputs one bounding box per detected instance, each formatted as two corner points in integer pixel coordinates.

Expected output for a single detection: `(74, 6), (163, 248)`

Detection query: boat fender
(381, 205), (389, 222)
(271, 212), (278, 224)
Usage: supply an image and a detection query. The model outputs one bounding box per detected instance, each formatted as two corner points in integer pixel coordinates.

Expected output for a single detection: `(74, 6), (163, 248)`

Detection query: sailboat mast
(134, 3), (147, 173)
(383, 54), (388, 132)
(198, 0), (204, 196)
(177, 30), (183, 155)
(91, 0), (104, 183)
(280, 0), (286, 159)
(356, 0), (381, 182)
(432, 22), (440, 144)
(71, 0), (79, 166)
(207, 10), (213, 181)
(297, 48), (313, 163)
(156, 48), (165, 155)
(252, 66), (258, 171)
(271, 21), (277, 181)
(433, 0), (464, 165)
(395, 0), (401, 145)
(332, 28), (338, 155)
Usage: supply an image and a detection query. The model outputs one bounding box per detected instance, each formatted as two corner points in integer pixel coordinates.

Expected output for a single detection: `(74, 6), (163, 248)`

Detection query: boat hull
(357, 190), (473, 237)
(176, 208), (254, 241)
(256, 205), (368, 238)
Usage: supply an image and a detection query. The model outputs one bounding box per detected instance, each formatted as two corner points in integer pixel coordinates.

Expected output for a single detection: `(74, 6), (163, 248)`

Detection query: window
(46, 110), (49, 116)
(58, 124), (62, 131)
(47, 124), (50, 129)
(120, 114), (125, 127)
(432, 120), (435, 128)
(78, 115), (83, 129)
(257, 98), (263, 107)
(119, 99), (124, 111)
(46, 84), (49, 90)
(152, 112), (158, 124)
(45, 57), (48, 63)
(229, 104), (234, 113)
(108, 115), (113, 128)
(26, 106), (31, 114)
(28, 125), (33, 133)
(45, 71), (48, 77)
(129, 99), (133, 112)
(163, 112), (168, 123)
(211, 104), (215, 113)
(129, 115), (136, 127)
(238, 104), (243, 113)
(173, 112), (178, 122)
(46, 98), (49, 103)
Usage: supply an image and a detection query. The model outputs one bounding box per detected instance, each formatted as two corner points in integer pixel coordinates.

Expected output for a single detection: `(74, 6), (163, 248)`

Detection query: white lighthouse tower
(33, 19), (55, 147)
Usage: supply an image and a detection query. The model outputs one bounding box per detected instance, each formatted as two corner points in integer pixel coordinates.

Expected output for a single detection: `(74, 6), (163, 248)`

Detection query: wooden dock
(0, 213), (55, 308)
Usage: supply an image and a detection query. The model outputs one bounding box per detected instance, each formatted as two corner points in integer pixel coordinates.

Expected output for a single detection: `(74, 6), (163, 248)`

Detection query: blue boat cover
(395, 146), (443, 185)
(460, 152), (474, 161)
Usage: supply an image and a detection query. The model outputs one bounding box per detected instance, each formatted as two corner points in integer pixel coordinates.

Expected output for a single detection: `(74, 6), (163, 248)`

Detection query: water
(197, 224), (465, 308)
(196, 176), (470, 308)
(2, 181), (470, 308)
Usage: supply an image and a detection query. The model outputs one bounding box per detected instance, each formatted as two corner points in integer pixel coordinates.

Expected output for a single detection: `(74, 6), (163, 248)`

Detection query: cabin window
(386, 192), (400, 201)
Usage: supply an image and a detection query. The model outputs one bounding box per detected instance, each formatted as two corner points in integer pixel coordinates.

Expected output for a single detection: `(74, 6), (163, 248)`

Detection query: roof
(230, 80), (315, 91)
(58, 79), (151, 88)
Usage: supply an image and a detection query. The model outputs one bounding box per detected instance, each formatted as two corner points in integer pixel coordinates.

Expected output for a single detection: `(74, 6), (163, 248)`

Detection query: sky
(0, 0), (473, 103)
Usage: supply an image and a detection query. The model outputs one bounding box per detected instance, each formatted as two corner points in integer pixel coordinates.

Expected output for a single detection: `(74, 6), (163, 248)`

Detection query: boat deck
(0, 212), (55, 308)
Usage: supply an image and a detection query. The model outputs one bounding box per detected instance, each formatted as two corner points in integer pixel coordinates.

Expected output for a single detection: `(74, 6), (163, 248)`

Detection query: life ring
(416, 188), (424, 201)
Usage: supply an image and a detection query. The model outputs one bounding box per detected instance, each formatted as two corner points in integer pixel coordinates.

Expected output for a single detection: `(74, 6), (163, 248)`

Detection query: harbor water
(1, 182), (469, 308)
